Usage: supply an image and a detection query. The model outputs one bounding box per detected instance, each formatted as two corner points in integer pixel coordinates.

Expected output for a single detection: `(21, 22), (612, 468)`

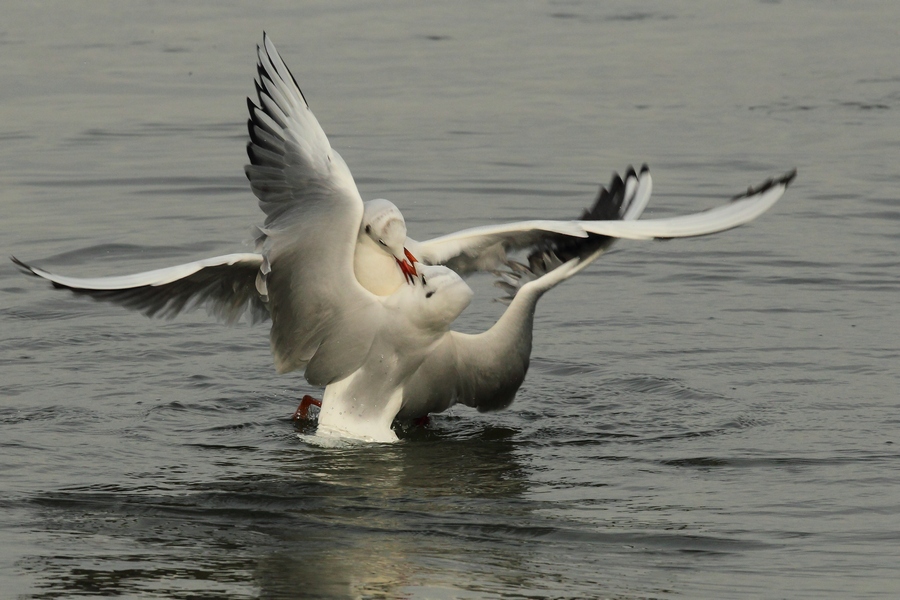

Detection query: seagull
(13, 33), (796, 442)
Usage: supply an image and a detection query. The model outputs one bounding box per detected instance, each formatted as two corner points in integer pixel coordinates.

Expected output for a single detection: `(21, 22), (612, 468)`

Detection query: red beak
(397, 248), (418, 284)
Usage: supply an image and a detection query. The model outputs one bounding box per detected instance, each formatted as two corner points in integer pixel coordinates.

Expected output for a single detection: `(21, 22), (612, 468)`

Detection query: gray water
(1, 2), (898, 598)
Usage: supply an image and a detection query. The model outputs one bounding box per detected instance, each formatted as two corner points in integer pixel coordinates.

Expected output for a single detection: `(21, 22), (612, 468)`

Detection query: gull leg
(292, 395), (322, 421)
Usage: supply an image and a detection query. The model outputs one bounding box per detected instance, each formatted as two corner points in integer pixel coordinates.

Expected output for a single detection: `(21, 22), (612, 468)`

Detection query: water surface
(2, 2), (898, 598)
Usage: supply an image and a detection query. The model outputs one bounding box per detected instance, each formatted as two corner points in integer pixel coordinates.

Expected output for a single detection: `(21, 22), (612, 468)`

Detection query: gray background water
(1, 1), (898, 598)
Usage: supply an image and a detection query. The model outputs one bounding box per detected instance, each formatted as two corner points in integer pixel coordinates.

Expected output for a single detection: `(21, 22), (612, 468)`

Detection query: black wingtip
(783, 168), (798, 186)
(245, 141), (254, 165)
(246, 96), (260, 116)
(246, 141), (265, 165)
(731, 168), (798, 202)
(253, 76), (267, 100)
(258, 32), (309, 108)
(246, 96), (277, 138)
(10, 256), (37, 276)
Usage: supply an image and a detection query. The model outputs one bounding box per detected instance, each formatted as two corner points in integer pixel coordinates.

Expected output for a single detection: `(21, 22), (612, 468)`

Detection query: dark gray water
(2, 2), (898, 598)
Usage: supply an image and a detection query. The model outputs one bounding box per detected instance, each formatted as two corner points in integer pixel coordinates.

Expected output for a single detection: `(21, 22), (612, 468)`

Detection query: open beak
(397, 248), (418, 284)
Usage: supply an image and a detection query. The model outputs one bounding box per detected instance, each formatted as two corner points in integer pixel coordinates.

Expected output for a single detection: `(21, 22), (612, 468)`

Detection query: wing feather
(410, 166), (651, 275)
(493, 169), (796, 301)
(245, 33), (379, 380)
(411, 167), (791, 302)
(12, 254), (268, 324)
(577, 169), (795, 240)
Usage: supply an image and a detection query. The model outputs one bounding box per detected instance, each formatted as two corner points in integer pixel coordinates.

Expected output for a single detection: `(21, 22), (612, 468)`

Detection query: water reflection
(24, 425), (531, 598)
(256, 424), (531, 598)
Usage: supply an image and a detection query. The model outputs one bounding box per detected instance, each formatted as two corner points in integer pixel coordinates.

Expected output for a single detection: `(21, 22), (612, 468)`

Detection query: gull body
(316, 259), (587, 442)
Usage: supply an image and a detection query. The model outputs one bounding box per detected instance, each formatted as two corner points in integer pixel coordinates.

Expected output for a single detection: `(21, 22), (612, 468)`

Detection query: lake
(1, 1), (898, 598)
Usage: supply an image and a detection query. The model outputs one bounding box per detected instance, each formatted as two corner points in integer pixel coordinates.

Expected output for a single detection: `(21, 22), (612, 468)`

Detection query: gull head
(363, 199), (418, 282)
(390, 265), (473, 331)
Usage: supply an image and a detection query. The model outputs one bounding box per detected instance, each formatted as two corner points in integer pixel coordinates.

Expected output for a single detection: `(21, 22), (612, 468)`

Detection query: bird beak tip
(398, 248), (419, 283)
(396, 257), (417, 284)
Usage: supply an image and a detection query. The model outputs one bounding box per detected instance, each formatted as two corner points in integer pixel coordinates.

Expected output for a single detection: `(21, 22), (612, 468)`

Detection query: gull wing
(245, 34), (380, 381)
(494, 169), (797, 301)
(11, 254), (268, 324)
(246, 33), (364, 235)
(410, 166), (652, 275)
(574, 169), (796, 241)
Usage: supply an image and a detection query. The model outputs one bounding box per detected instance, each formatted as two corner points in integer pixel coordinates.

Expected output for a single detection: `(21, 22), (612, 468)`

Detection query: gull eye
(425, 291), (435, 299)
(365, 225), (371, 234)
(421, 276), (427, 286)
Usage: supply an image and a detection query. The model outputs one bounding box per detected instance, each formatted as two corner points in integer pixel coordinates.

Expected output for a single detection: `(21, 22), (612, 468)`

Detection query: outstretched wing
(245, 34), (380, 381)
(574, 169), (796, 241)
(409, 165), (652, 275)
(246, 34), (359, 234)
(12, 254), (268, 324)
(494, 169), (797, 300)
